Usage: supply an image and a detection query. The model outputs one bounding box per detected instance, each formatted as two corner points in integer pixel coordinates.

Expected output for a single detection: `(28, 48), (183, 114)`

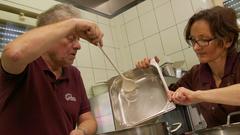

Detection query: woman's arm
(195, 84), (240, 105)
(171, 84), (240, 106)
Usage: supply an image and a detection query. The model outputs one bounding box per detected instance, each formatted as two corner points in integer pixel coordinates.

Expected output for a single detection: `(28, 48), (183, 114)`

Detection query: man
(0, 4), (103, 135)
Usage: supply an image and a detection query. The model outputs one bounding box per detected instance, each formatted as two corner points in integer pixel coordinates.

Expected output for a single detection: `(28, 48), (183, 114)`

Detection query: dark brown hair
(37, 4), (81, 27)
(185, 6), (240, 52)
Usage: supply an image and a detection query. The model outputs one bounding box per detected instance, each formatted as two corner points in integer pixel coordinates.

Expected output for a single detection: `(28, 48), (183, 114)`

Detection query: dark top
(0, 57), (90, 135)
(169, 50), (240, 128)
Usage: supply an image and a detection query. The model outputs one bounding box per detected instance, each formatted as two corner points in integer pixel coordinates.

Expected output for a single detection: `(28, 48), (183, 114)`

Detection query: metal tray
(108, 65), (175, 127)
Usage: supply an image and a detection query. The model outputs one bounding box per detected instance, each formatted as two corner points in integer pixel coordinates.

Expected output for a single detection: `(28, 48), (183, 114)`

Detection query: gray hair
(37, 3), (81, 27)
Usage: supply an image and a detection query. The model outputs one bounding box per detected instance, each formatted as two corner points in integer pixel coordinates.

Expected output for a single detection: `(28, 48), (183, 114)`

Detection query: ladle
(98, 46), (137, 92)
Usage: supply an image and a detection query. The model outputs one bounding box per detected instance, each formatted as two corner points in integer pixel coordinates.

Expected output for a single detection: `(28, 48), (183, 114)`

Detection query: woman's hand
(169, 87), (199, 105)
(135, 56), (160, 68)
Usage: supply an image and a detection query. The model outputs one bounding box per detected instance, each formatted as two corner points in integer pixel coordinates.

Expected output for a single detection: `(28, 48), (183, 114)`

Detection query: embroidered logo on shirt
(65, 93), (77, 102)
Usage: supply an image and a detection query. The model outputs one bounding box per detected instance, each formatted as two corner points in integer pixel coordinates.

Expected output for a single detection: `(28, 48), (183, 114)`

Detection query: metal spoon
(98, 46), (137, 92)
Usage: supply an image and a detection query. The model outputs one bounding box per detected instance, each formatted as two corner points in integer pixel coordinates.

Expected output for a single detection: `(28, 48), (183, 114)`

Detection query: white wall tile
(137, 0), (153, 16)
(102, 47), (117, 70)
(144, 34), (165, 58)
(155, 2), (176, 31)
(191, 0), (214, 12)
(115, 48), (124, 70)
(97, 15), (110, 25)
(160, 26), (182, 55)
(79, 67), (95, 98)
(120, 47), (134, 71)
(111, 26), (122, 43)
(177, 20), (189, 49)
(76, 41), (92, 67)
(130, 41), (147, 64)
(93, 69), (108, 83)
(123, 7), (138, 23)
(183, 48), (199, 69)
(171, 0), (194, 23)
(120, 25), (129, 46)
(89, 45), (106, 68)
(80, 9), (97, 22)
(98, 23), (113, 46)
(111, 26), (118, 43)
(152, 0), (169, 8)
(125, 19), (143, 44)
(111, 15), (124, 26)
(139, 10), (159, 38)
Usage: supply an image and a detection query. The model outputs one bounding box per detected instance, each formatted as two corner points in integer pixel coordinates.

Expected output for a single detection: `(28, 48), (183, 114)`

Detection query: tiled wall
(110, 0), (214, 68)
(75, 0), (214, 98)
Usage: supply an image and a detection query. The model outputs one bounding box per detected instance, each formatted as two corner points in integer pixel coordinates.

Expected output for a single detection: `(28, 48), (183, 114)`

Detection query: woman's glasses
(187, 37), (217, 47)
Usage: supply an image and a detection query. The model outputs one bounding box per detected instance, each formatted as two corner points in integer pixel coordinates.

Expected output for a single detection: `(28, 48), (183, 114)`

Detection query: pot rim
(194, 122), (240, 133)
(97, 121), (168, 134)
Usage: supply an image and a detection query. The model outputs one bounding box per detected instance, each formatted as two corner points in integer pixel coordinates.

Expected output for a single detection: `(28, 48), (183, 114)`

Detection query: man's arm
(70, 112), (97, 135)
(1, 18), (103, 75)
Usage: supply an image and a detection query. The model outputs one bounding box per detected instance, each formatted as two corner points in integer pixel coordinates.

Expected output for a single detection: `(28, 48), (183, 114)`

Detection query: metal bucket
(97, 122), (181, 135)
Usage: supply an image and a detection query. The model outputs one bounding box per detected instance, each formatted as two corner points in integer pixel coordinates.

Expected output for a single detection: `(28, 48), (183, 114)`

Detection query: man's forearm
(77, 119), (97, 135)
(1, 19), (76, 74)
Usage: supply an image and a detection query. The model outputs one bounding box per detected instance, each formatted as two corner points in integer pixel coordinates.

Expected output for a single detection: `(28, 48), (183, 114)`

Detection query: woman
(136, 6), (240, 128)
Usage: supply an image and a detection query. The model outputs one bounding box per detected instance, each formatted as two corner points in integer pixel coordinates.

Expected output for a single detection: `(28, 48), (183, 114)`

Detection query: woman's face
(190, 20), (231, 64)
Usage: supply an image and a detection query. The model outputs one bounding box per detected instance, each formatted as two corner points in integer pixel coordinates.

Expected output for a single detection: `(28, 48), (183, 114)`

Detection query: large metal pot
(193, 111), (240, 135)
(97, 122), (181, 135)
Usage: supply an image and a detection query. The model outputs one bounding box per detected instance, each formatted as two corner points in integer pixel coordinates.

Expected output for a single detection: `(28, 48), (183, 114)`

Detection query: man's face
(47, 35), (81, 66)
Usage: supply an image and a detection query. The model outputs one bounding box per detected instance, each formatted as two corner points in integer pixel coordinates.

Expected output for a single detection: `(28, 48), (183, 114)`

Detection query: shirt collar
(224, 50), (238, 76)
(199, 50), (239, 83)
(37, 57), (69, 80)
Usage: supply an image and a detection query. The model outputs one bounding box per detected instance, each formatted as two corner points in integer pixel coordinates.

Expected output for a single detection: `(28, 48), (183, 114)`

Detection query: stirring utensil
(98, 46), (137, 92)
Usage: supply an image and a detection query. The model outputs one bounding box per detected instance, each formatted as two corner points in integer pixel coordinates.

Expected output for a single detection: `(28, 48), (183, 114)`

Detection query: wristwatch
(77, 127), (87, 135)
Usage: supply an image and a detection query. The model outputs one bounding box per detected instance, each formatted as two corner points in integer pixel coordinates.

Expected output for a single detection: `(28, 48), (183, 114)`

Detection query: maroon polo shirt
(170, 50), (240, 128)
(0, 57), (90, 135)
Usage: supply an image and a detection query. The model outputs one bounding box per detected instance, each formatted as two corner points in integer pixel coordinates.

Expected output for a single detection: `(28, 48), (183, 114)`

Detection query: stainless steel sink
(108, 67), (175, 128)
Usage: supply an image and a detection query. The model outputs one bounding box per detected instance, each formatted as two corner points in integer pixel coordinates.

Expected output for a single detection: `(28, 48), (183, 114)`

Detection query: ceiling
(55, 0), (145, 18)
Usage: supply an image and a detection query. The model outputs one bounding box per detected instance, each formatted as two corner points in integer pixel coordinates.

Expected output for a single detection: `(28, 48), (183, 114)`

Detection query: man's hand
(69, 129), (85, 135)
(74, 19), (104, 46)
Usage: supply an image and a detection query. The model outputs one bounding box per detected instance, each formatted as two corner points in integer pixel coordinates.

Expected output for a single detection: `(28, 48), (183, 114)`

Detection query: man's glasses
(187, 37), (217, 47)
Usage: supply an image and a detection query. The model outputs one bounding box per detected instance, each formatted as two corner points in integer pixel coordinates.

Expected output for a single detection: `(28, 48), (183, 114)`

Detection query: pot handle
(227, 111), (240, 125)
(170, 122), (182, 133)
